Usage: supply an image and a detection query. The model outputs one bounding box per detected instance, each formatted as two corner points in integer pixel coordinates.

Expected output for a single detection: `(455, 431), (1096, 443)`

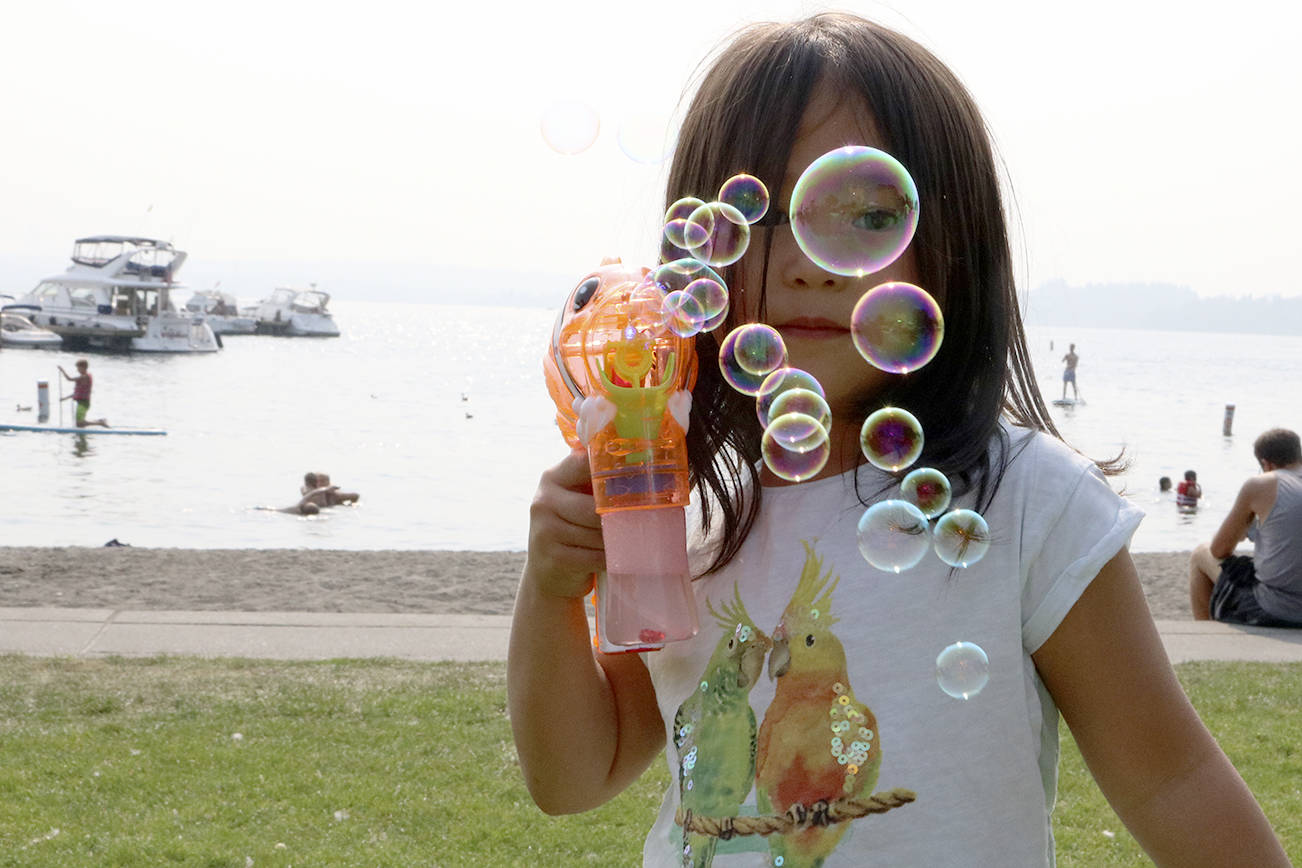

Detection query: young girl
(509, 13), (1289, 866)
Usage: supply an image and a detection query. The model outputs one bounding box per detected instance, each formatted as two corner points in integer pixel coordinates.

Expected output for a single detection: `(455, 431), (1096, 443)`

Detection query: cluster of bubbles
(631, 154), (991, 700)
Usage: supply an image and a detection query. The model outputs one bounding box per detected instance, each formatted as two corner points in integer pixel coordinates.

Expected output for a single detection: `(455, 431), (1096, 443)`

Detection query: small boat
(3, 236), (220, 353)
(252, 286), (341, 337)
(184, 289), (257, 335)
(1, 311), (63, 348)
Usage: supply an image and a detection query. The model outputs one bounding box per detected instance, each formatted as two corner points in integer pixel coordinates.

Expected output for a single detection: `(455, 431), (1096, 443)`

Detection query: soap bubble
(765, 411), (826, 452)
(900, 467), (951, 518)
(719, 324), (787, 395)
(933, 509), (990, 567)
(767, 388), (831, 432)
(663, 198), (708, 250)
(686, 202), (750, 267)
(762, 425), (830, 481)
(685, 278), (729, 332)
(936, 641), (990, 700)
(789, 146), (919, 277)
(860, 407), (923, 472)
(616, 111), (673, 164)
(851, 282), (944, 373)
(662, 289), (706, 337)
(718, 174), (770, 224)
(540, 101), (600, 155)
(756, 368), (824, 428)
(856, 499), (930, 572)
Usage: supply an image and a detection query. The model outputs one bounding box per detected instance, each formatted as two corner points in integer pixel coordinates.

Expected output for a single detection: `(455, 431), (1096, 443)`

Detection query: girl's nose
(778, 246), (846, 291)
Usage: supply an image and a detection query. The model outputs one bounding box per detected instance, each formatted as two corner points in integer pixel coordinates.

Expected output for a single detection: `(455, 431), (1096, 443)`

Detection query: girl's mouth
(777, 317), (848, 339)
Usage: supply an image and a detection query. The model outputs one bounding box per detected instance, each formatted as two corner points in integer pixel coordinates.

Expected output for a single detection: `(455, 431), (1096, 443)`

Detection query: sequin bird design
(674, 586), (772, 867)
(755, 542), (882, 868)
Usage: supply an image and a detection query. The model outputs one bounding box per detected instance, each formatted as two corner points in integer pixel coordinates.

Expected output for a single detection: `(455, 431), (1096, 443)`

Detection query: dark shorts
(1062, 369), (1076, 383)
(1209, 555), (1302, 627)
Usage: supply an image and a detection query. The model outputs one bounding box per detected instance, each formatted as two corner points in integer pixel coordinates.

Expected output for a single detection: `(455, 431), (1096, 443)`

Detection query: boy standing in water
(58, 359), (110, 428)
(1061, 342), (1079, 400)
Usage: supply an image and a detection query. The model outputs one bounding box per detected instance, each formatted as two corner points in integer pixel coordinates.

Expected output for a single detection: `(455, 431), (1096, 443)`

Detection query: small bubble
(719, 324), (787, 395)
(936, 641), (990, 699)
(756, 367), (824, 428)
(718, 174), (770, 224)
(900, 467), (952, 518)
(933, 509), (991, 567)
(857, 499), (930, 572)
(860, 407), (923, 472)
(539, 100), (600, 155)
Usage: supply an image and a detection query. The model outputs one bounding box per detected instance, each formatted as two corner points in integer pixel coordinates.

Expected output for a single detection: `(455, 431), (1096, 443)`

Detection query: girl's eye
(851, 208), (904, 231)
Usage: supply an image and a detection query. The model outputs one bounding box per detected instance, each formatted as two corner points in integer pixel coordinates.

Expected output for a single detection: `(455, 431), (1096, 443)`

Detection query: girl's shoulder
(998, 421), (1101, 487)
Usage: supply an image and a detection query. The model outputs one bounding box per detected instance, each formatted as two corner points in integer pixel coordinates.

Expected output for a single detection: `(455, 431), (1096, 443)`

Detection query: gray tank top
(1254, 468), (1302, 621)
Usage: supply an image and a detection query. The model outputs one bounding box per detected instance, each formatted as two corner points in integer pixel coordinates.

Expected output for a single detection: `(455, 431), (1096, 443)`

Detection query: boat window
(36, 282), (62, 301)
(70, 287), (99, 308)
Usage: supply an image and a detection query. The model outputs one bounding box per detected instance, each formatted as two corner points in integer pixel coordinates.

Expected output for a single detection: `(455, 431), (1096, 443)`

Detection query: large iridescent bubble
(900, 467), (951, 518)
(718, 174), (770, 224)
(540, 101), (600, 155)
(851, 282), (944, 374)
(933, 509), (991, 568)
(789, 146), (919, 277)
(936, 641), (990, 700)
(860, 407), (923, 472)
(719, 324), (787, 395)
(857, 499), (931, 573)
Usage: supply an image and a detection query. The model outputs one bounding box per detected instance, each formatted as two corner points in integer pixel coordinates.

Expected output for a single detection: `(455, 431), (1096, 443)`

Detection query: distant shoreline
(0, 548), (1195, 621)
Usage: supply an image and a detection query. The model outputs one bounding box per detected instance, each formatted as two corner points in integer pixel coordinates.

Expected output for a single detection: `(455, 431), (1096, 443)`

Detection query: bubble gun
(543, 260), (700, 651)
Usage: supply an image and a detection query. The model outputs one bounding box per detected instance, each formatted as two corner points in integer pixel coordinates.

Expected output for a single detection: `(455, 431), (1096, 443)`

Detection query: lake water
(2, 300), (1299, 553)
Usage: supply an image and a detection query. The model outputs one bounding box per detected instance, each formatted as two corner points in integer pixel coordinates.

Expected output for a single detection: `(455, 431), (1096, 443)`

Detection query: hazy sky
(1, 0), (1297, 301)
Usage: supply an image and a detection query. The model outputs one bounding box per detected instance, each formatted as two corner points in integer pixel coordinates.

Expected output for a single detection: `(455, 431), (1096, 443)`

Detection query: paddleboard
(1051, 398), (1085, 407)
(0, 423), (166, 436)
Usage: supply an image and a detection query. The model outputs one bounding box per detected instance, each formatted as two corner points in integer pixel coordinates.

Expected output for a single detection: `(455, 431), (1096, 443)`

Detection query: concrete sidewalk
(3, 607), (1302, 664)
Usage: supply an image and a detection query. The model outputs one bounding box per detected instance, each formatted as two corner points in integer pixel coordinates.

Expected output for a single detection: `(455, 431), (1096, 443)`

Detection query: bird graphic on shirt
(755, 542), (882, 868)
(674, 584), (772, 867)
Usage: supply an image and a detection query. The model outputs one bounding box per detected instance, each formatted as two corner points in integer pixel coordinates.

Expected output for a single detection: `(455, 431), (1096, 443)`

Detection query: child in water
(508, 13), (1287, 866)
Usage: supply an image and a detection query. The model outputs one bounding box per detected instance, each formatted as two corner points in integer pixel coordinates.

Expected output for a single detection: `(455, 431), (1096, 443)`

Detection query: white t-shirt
(642, 425), (1143, 867)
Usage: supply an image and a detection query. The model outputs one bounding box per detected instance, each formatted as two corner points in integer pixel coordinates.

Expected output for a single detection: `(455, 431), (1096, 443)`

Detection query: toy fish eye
(805, 634), (815, 647)
(572, 277), (600, 311)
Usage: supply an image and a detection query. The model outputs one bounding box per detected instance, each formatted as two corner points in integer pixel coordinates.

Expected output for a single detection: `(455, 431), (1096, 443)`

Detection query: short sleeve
(1019, 441), (1145, 653)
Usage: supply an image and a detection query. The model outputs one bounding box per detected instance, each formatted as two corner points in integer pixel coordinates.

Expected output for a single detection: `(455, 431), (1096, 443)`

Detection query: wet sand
(0, 548), (1195, 620)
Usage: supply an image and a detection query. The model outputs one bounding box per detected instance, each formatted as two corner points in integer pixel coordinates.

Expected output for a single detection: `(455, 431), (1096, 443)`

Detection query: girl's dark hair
(669, 13), (1105, 575)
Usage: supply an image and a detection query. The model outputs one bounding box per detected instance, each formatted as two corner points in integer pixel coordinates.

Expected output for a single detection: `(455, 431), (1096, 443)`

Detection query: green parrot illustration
(674, 584), (773, 867)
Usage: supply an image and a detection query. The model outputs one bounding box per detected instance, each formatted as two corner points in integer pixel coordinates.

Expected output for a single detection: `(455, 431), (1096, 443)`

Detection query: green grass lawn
(0, 656), (1297, 867)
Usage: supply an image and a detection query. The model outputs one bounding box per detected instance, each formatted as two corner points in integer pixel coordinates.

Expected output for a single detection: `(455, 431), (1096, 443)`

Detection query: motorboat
(184, 289), (256, 335)
(252, 286), (341, 337)
(2, 236), (220, 353)
(1, 311), (63, 348)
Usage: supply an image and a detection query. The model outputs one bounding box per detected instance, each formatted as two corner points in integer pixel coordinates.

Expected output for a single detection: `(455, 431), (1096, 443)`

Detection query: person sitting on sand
(1189, 428), (1302, 626)
(1176, 469), (1202, 510)
(304, 471), (359, 507)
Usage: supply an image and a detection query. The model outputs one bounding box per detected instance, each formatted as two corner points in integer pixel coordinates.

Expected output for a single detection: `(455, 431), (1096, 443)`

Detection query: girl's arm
(507, 450), (665, 815)
(1032, 549), (1289, 866)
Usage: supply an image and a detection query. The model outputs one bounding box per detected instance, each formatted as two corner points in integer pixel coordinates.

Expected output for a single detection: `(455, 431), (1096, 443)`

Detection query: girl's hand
(525, 449), (604, 599)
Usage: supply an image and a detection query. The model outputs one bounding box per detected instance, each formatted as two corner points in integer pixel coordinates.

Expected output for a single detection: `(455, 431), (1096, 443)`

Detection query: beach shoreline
(0, 548), (1197, 621)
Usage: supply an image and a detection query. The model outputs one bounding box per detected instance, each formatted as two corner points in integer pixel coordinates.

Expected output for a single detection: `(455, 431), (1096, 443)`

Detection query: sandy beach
(0, 548), (1196, 621)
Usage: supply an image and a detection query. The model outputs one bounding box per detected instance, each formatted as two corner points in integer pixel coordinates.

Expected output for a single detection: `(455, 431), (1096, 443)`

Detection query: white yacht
(3, 236), (220, 353)
(1, 311), (63, 348)
(252, 286), (341, 337)
(184, 289), (257, 335)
